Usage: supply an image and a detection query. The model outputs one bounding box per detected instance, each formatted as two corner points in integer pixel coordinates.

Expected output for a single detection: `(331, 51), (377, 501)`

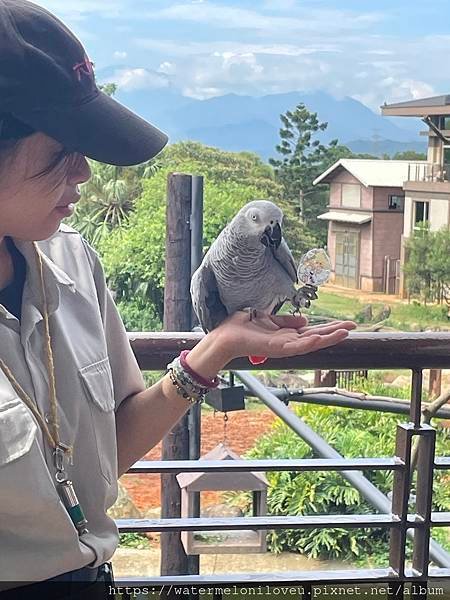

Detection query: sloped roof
(176, 442), (268, 491)
(318, 211), (372, 224)
(381, 95), (450, 116)
(313, 159), (426, 188)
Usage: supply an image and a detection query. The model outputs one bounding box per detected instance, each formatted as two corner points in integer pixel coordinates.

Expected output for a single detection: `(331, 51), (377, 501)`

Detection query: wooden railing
(116, 332), (450, 594)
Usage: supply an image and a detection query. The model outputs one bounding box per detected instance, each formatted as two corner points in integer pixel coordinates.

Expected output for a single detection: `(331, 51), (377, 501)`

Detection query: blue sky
(38, 0), (449, 111)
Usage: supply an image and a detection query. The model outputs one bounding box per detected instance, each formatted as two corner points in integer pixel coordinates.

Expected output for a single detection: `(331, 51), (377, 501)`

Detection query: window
(388, 195), (404, 210)
(438, 116), (450, 130)
(341, 184), (361, 208)
(413, 201), (429, 228)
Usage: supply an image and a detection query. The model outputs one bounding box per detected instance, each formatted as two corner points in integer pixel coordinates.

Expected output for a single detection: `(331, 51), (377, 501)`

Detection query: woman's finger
(269, 313), (308, 329)
(281, 328), (350, 356)
(304, 328), (350, 351)
(298, 321), (356, 336)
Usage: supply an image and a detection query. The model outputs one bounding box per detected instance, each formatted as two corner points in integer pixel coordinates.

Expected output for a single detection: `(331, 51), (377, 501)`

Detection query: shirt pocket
(0, 398), (37, 467)
(0, 398), (61, 516)
(78, 357), (117, 484)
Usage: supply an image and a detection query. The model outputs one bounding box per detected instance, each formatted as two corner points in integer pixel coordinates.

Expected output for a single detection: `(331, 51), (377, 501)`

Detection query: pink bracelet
(180, 350), (220, 388)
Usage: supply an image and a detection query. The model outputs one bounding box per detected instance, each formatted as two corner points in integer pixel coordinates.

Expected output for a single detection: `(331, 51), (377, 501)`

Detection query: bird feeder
(204, 372), (245, 412)
(176, 442), (268, 554)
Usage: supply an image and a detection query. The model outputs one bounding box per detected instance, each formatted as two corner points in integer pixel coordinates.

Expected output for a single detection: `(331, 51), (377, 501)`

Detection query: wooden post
(321, 370), (337, 387)
(160, 173), (192, 576)
(314, 370), (322, 387)
(429, 369), (442, 400)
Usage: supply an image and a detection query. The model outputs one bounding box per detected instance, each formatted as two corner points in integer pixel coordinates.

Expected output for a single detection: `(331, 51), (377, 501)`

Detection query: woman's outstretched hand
(214, 310), (356, 361)
(186, 311), (356, 380)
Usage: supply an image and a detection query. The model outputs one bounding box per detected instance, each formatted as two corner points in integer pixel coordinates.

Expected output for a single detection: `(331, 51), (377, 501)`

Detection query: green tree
(69, 162), (138, 246)
(98, 82), (117, 97)
(83, 141), (316, 330)
(245, 401), (450, 564)
(269, 104), (359, 245)
(157, 141), (316, 258)
(98, 143), (313, 330)
(392, 151), (427, 161)
(403, 226), (450, 304)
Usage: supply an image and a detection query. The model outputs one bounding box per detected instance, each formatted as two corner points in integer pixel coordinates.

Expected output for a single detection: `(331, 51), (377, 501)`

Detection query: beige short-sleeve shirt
(0, 224), (145, 587)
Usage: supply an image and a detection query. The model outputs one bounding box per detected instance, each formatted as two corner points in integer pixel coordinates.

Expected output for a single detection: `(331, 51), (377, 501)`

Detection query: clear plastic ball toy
(297, 248), (331, 287)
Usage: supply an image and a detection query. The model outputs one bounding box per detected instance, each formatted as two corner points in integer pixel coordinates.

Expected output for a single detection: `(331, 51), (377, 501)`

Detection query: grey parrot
(191, 199), (305, 333)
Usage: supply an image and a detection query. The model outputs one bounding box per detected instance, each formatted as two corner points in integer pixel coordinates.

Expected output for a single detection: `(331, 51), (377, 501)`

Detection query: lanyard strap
(0, 242), (69, 455)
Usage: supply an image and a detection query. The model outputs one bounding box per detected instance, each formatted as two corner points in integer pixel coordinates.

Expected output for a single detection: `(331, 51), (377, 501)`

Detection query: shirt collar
(11, 238), (76, 293)
(11, 238), (76, 328)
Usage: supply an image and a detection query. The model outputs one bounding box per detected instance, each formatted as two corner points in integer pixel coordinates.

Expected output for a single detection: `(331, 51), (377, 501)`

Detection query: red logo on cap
(73, 57), (95, 82)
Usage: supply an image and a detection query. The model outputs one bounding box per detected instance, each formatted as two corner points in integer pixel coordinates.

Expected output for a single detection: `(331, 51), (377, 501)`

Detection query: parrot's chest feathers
(211, 247), (292, 313)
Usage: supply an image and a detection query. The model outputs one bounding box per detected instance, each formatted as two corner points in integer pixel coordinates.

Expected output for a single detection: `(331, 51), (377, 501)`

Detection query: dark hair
(0, 115), (80, 190)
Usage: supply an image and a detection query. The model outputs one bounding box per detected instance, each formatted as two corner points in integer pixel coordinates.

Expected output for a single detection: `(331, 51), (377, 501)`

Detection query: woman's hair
(0, 115), (79, 190)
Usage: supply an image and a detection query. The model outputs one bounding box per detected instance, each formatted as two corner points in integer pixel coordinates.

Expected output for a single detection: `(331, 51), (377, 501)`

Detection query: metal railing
(116, 332), (450, 593)
(407, 162), (450, 183)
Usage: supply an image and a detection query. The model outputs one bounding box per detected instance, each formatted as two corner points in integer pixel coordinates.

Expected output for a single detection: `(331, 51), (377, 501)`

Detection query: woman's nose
(67, 153), (91, 186)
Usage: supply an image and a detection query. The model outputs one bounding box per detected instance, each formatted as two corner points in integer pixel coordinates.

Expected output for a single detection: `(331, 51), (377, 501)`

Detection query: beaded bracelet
(166, 355), (212, 404)
(167, 368), (205, 404)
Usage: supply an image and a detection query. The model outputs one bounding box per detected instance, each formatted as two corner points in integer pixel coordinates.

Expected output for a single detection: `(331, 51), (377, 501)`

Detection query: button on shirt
(0, 224), (146, 587)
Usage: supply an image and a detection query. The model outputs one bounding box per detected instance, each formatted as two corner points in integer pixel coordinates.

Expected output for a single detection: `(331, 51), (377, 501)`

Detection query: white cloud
(132, 27), (450, 111)
(38, 1), (447, 113)
(135, 38), (341, 57)
(146, 4), (384, 36)
(38, 0), (124, 20)
(113, 68), (170, 91)
(158, 61), (177, 75)
(113, 51), (128, 60)
(366, 49), (395, 56)
(263, 0), (297, 10)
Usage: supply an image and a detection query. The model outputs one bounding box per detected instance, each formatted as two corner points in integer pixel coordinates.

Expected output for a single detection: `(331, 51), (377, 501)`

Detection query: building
(381, 95), (450, 296)
(314, 159), (419, 293)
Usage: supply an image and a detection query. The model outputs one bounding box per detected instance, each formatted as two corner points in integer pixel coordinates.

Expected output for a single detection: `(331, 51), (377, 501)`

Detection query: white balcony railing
(407, 162), (450, 183)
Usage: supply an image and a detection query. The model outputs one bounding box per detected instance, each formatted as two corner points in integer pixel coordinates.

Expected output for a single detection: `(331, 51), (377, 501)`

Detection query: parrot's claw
(292, 285), (319, 311)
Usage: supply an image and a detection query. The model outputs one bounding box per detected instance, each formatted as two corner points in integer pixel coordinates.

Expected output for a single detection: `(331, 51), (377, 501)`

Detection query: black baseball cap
(0, 0), (168, 165)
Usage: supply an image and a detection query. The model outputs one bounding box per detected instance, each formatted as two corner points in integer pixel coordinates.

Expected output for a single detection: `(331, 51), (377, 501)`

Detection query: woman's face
(0, 132), (91, 241)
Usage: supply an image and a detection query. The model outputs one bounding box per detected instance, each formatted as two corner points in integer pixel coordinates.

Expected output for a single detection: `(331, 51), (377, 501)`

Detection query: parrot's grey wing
(191, 264), (228, 333)
(273, 238), (298, 283)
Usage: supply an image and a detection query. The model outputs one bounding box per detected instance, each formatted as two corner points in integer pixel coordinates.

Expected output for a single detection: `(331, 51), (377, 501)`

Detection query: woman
(0, 1), (355, 598)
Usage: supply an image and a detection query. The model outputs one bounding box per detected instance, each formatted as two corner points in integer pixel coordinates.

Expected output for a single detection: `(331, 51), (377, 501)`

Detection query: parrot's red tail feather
(248, 355), (268, 365)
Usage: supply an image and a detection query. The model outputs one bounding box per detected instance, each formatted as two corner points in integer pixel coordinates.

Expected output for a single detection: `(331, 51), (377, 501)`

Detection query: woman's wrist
(185, 329), (234, 380)
(161, 372), (191, 408)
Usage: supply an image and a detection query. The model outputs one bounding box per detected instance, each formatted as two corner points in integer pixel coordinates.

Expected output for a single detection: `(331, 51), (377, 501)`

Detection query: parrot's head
(238, 200), (284, 249)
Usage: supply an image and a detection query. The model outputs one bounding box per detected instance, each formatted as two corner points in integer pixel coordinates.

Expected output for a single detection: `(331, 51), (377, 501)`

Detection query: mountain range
(100, 69), (427, 160)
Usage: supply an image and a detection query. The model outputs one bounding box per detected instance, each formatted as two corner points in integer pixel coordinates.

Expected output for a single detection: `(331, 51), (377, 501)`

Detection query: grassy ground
(309, 290), (450, 331)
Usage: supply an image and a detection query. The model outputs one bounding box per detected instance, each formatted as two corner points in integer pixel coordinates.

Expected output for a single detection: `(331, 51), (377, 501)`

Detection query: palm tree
(69, 162), (135, 246)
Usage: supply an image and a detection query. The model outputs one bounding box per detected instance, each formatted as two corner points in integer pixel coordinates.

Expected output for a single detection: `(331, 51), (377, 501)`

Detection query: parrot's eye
(252, 214), (257, 221)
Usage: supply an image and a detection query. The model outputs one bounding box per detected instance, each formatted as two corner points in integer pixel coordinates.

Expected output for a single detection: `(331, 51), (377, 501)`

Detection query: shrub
(244, 402), (450, 565)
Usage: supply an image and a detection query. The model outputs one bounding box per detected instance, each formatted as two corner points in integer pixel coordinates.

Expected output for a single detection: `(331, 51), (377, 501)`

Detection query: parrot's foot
(244, 307), (259, 321)
(292, 285), (319, 311)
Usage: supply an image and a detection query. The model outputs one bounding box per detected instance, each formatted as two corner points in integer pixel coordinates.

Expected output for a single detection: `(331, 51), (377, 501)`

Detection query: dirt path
(120, 408), (276, 513)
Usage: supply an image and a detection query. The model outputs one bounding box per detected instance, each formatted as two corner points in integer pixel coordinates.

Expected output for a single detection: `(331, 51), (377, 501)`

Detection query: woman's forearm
(115, 376), (190, 477)
(115, 330), (233, 477)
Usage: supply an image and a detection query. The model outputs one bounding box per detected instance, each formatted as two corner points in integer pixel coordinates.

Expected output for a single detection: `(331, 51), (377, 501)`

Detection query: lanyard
(0, 241), (88, 536)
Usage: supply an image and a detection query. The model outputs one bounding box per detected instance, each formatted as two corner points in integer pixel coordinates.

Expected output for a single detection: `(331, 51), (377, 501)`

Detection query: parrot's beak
(261, 223), (282, 248)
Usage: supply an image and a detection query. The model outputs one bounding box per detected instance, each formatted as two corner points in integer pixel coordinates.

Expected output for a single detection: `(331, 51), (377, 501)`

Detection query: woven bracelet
(180, 350), (219, 388)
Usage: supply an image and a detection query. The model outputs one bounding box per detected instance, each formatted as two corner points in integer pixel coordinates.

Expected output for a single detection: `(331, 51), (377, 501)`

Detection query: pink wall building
(314, 159), (416, 293)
